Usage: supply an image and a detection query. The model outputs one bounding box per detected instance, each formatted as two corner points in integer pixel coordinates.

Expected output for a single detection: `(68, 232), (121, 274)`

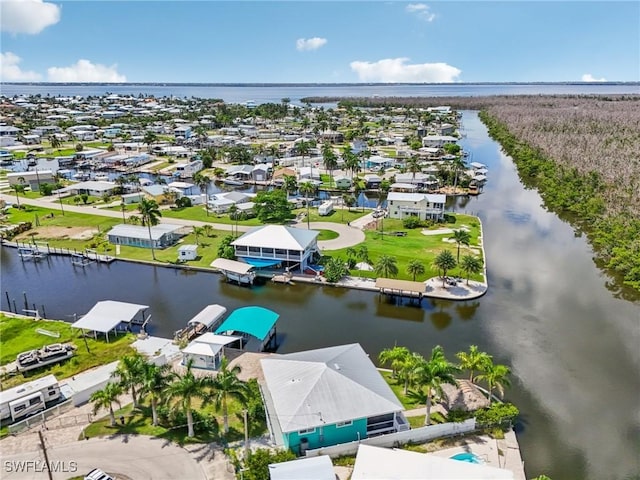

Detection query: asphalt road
(1, 435), (208, 480)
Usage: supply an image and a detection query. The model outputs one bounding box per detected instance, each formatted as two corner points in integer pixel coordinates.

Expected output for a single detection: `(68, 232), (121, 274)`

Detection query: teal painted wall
(284, 418), (367, 453)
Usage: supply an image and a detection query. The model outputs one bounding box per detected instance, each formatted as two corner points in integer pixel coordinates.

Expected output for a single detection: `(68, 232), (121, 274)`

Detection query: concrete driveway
(1, 435), (209, 480)
(293, 221), (365, 250)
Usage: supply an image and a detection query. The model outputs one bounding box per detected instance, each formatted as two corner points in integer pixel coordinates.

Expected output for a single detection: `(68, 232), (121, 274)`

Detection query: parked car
(85, 468), (114, 480)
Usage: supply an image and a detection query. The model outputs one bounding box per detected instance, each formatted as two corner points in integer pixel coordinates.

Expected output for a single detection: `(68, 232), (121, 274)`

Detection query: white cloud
(296, 37), (328, 52)
(1, 0), (61, 34)
(405, 3), (436, 22)
(47, 59), (127, 82)
(581, 73), (607, 82)
(0, 52), (42, 81)
(350, 57), (461, 83)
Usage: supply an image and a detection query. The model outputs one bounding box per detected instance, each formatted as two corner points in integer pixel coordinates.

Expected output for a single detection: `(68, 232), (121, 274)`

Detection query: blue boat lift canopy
(214, 306), (279, 351)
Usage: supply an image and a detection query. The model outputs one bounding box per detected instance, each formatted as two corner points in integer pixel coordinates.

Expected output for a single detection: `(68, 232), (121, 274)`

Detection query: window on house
(298, 427), (316, 435)
(336, 420), (353, 428)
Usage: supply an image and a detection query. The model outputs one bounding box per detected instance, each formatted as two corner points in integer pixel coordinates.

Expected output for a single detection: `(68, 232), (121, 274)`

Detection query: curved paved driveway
(293, 221), (365, 250)
(1, 435), (208, 480)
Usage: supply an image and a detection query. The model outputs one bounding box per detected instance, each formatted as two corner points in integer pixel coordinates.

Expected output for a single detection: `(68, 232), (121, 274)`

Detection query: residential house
(7, 171), (55, 192)
(208, 191), (252, 213)
(436, 123), (456, 136)
(351, 445), (514, 480)
(387, 192), (446, 221)
(422, 135), (458, 148)
(174, 159), (203, 179)
(232, 225), (319, 273)
(251, 163), (271, 182)
(0, 126), (21, 137)
(61, 181), (117, 197)
(365, 155), (395, 170)
(298, 166), (321, 181)
(260, 343), (408, 454)
(334, 176), (352, 189)
(107, 224), (185, 249)
(174, 125), (192, 140)
(394, 173), (439, 191)
(363, 174), (382, 189)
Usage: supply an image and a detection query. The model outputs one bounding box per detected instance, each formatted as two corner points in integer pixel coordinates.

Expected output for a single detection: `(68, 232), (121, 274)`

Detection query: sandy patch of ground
(16, 226), (99, 240)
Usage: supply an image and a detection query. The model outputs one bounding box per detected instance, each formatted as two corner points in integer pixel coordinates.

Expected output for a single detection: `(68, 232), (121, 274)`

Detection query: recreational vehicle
(318, 200), (334, 216)
(0, 375), (61, 422)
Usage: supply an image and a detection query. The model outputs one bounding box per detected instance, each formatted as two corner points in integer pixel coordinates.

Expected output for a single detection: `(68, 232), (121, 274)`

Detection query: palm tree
(450, 157), (467, 194)
(356, 245), (370, 265)
(49, 135), (61, 150)
(378, 345), (411, 378)
(210, 357), (248, 434)
(476, 363), (511, 405)
(374, 255), (399, 278)
(413, 345), (459, 425)
(193, 172), (211, 216)
(299, 181), (316, 229)
(90, 382), (123, 427)
(164, 359), (212, 438)
(452, 229), (471, 263)
(407, 156), (421, 181)
(460, 255), (483, 285)
(322, 143), (338, 187)
(406, 259), (426, 281)
(398, 351), (423, 395)
(113, 353), (146, 409)
(456, 345), (492, 382)
(193, 226), (205, 246)
(432, 250), (457, 288)
(139, 362), (174, 426)
(143, 131), (158, 150)
(282, 175), (298, 200)
(138, 198), (162, 260)
(11, 179), (26, 207)
(228, 204), (240, 237)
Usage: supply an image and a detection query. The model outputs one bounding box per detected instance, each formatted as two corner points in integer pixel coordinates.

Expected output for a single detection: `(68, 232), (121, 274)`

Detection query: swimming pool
(449, 452), (484, 464)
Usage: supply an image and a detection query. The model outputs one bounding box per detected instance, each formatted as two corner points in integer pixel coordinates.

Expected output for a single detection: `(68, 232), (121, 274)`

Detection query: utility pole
(243, 408), (249, 461)
(38, 430), (54, 480)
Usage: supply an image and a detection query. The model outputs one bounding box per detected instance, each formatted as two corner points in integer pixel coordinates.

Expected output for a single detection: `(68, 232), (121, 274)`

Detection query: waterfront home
(365, 155), (395, 170)
(334, 176), (352, 189)
(260, 343), (408, 455)
(436, 123), (456, 136)
(174, 159), (203, 178)
(395, 172), (439, 190)
(232, 225), (319, 273)
(60, 180), (117, 197)
(422, 135), (458, 148)
(387, 192), (446, 221)
(174, 125), (192, 140)
(107, 224), (185, 249)
(363, 174), (382, 189)
(297, 166), (321, 181)
(351, 445), (514, 480)
(252, 163), (271, 181)
(167, 181), (195, 196)
(208, 191), (252, 213)
(7, 170), (54, 192)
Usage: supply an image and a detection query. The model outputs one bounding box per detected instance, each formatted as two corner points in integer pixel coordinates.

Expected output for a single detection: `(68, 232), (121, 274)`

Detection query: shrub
(402, 217), (422, 229)
(475, 402), (519, 429)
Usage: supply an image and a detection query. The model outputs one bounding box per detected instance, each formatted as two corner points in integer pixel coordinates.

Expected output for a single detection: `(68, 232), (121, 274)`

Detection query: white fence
(8, 399), (75, 435)
(304, 419), (476, 458)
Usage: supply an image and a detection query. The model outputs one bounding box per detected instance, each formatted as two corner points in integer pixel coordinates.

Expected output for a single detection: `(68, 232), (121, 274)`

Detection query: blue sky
(1, 1), (638, 83)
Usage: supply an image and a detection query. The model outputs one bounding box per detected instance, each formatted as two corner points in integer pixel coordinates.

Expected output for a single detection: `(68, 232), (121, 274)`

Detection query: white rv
(318, 200), (334, 216)
(0, 375), (61, 422)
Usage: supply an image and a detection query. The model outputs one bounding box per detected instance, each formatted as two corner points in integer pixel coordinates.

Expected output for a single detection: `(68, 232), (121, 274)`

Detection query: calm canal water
(2, 112), (639, 480)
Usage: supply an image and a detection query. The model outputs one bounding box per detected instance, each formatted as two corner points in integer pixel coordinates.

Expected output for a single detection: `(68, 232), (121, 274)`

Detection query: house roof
(107, 223), (182, 241)
(260, 343), (403, 433)
(62, 181), (116, 192)
(232, 225), (318, 251)
(71, 300), (148, 333)
(387, 192), (446, 203)
(351, 445), (514, 480)
(268, 455), (335, 480)
(186, 304), (228, 329)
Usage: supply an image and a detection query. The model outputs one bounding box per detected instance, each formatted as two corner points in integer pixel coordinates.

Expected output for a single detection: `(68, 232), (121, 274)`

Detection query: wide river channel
(2, 112), (639, 480)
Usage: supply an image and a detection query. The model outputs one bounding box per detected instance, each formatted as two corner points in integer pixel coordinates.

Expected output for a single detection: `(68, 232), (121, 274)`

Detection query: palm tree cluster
(378, 344), (511, 425)
(90, 353), (250, 438)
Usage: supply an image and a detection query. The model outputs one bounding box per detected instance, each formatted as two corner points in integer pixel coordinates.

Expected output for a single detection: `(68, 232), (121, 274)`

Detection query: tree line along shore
(302, 95), (640, 294)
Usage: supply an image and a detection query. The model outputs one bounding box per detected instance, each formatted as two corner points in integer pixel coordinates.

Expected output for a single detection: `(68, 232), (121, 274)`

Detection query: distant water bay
(1, 82), (638, 103)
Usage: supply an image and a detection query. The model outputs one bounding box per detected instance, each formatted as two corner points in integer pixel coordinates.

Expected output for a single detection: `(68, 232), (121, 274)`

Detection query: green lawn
(292, 207), (368, 225)
(316, 229), (339, 241)
(329, 214), (484, 282)
(0, 314), (136, 389)
(163, 205), (263, 226)
(380, 371), (422, 409)
(83, 399), (267, 445)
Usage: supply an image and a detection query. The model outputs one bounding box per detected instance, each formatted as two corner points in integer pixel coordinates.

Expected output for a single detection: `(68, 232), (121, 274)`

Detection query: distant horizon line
(2, 81), (639, 87)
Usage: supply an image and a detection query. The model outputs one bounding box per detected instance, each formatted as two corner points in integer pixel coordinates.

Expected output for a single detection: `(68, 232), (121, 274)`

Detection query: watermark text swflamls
(4, 460), (78, 473)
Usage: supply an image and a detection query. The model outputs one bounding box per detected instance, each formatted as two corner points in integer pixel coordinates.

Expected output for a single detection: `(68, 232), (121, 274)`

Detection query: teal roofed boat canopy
(214, 306), (279, 351)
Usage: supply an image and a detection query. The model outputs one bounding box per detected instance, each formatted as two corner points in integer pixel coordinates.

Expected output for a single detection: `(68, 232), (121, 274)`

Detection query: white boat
(16, 343), (76, 372)
(223, 177), (244, 186)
